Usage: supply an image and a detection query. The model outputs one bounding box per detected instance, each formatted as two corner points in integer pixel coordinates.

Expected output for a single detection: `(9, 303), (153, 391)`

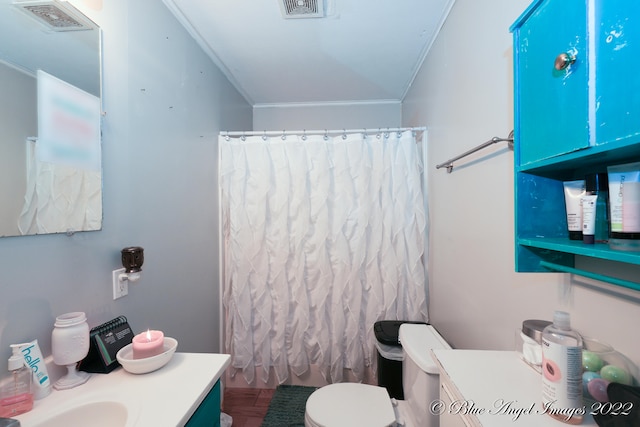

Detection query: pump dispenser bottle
(541, 311), (584, 424)
(0, 344), (34, 417)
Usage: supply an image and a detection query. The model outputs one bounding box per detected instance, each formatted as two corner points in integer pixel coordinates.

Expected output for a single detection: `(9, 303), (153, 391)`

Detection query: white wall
(403, 0), (640, 367)
(253, 101), (401, 130)
(0, 0), (251, 368)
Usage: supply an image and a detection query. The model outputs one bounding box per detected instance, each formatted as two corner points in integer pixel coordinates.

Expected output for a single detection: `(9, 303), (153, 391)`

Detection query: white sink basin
(30, 401), (128, 427)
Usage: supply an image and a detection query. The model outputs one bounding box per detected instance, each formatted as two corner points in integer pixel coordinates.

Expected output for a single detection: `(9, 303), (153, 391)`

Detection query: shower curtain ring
(302, 130), (307, 141)
(342, 129), (347, 140)
(262, 131), (267, 141)
(282, 130), (287, 140)
(324, 130), (329, 141)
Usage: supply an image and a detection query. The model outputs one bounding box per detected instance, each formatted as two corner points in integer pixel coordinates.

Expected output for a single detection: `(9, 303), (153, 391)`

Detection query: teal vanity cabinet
(511, 0), (640, 289)
(186, 380), (222, 427)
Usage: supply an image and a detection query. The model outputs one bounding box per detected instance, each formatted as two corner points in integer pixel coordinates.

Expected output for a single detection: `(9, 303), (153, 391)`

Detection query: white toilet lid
(305, 383), (396, 427)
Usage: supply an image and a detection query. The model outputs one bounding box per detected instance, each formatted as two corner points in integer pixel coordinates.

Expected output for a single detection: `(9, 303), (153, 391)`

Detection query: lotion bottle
(541, 311), (584, 424)
(0, 344), (34, 417)
(585, 172), (609, 243)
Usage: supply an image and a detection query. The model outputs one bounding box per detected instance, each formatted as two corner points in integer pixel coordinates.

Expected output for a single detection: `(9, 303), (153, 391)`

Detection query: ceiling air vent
(280, 0), (324, 19)
(13, 0), (96, 31)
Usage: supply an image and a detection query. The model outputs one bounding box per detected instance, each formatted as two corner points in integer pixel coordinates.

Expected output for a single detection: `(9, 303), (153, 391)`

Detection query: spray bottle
(0, 344), (34, 417)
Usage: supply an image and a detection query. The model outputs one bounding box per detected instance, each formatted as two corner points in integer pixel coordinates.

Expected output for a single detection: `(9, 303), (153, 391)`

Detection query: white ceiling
(163, 0), (455, 107)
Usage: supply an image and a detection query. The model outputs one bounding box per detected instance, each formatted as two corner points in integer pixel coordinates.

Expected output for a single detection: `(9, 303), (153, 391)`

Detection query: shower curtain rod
(221, 127), (426, 138)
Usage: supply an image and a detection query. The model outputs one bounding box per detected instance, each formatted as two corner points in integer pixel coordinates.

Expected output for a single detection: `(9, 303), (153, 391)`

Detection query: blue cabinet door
(513, 0), (589, 166)
(595, 0), (640, 147)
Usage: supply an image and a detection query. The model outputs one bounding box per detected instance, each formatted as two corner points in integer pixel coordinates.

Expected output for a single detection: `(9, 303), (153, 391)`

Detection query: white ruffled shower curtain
(219, 129), (428, 385)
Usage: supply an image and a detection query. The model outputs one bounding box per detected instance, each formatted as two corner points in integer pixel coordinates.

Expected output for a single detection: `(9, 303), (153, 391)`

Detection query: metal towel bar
(436, 130), (514, 173)
(539, 261), (640, 292)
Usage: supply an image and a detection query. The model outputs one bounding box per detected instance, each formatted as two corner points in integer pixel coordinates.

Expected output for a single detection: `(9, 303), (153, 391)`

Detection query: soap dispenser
(0, 345), (34, 417)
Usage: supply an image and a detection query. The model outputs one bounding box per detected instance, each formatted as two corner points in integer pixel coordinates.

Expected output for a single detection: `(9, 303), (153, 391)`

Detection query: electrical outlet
(112, 268), (128, 300)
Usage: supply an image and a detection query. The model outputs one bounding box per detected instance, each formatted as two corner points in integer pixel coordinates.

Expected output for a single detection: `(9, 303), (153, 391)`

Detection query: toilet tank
(398, 324), (451, 427)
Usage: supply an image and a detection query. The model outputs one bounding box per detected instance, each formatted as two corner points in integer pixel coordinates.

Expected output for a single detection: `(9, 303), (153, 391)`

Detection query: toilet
(304, 323), (451, 427)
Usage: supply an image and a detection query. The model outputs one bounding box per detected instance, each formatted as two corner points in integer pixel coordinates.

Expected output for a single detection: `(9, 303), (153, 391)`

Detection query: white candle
(132, 330), (164, 359)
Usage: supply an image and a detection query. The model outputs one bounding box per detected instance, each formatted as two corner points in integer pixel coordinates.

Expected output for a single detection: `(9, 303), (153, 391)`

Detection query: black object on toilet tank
(373, 320), (427, 400)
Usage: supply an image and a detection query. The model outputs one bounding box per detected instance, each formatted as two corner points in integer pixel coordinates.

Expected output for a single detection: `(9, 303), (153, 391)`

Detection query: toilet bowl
(304, 324), (451, 427)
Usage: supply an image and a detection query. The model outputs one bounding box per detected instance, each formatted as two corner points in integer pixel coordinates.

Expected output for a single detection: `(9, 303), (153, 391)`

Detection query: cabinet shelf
(518, 237), (640, 265)
(517, 137), (640, 179)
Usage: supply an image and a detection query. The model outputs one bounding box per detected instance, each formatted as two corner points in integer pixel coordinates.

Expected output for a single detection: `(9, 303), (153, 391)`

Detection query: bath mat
(261, 385), (317, 427)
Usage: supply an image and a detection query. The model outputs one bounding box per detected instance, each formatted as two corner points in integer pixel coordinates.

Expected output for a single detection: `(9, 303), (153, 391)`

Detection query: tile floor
(222, 387), (276, 427)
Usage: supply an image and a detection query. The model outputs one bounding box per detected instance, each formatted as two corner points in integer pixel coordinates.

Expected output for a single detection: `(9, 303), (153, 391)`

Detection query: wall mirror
(0, 0), (102, 237)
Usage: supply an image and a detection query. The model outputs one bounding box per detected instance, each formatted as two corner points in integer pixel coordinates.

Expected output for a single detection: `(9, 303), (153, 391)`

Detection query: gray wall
(0, 0), (252, 366)
(404, 0), (640, 366)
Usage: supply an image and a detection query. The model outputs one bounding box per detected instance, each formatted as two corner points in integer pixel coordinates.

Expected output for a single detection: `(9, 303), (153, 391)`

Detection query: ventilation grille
(280, 0), (324, 19)
(13, 0), (95, 31)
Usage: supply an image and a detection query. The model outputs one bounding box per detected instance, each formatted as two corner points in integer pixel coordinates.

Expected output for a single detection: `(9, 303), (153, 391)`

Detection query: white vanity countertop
(433, 350), (599, 426)
(15, 352), (231, 427)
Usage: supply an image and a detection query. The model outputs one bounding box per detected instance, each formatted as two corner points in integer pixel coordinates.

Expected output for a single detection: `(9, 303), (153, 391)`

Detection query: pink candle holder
(132, 330), (164, 359)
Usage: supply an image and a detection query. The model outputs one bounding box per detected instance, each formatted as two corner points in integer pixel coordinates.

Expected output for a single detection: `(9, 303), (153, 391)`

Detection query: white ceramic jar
(51, 312), (91, 390)
(52, 312), (90, 365)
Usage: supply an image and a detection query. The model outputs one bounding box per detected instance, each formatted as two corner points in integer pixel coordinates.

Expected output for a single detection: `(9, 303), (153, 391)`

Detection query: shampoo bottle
(0, 344), (34, 417)
(541, 311), (584, 424)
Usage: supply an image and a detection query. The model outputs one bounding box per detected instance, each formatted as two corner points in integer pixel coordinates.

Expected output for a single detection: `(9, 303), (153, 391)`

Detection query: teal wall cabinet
(511, 0), (640, 290)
